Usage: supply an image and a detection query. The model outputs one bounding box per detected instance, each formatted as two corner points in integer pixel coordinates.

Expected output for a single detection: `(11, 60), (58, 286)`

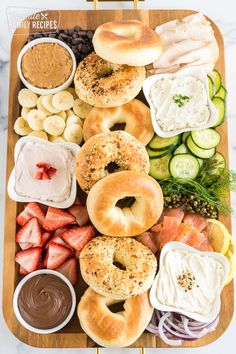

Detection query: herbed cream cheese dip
(149, 76), (210, 132)
(156, 249), (226, 317)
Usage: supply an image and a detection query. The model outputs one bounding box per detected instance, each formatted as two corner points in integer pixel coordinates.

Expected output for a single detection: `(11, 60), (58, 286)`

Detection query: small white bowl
(143, 67), (218, 138)
(8, 136), (80, 208)
(13, 269), (76, 334)
(150, 242), (229, 323)
(17, 38), (77, 95)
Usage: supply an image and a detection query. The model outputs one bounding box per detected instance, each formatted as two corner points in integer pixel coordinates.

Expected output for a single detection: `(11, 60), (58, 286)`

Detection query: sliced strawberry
(37, 162), (51, 169)
(75, 250), (80, 261)
(35, 162), (57, 180)
(54, 227), (69, 236)
(56, 257), (78, 285)
(16, 217), (42, 244)
(16, 202), (46, 226)
(34, 171), (43, 180)
(15, 247), (42, 273)
(42, 171), (50, 180)
(46, 242), (71, 269)
(18, 242), (34, 250)
(43, 207), (75, 231)
(47, 167), (57, 178)
(61, 226), (95, 254)
(43, 253), (48, 268)
(19, 266), (29, 275)
(68, 205), (89, 226)
(38, 232), (51, 248)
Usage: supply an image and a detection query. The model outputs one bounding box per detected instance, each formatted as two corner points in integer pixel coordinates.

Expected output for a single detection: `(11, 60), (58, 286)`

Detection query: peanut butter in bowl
(21, 42), (73, 89)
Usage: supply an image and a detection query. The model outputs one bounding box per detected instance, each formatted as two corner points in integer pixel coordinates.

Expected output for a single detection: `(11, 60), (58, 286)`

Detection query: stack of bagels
(74, 20), (164, 348)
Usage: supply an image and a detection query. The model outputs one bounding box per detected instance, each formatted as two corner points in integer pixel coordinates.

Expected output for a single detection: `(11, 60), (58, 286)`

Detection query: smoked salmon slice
(163, 207), (185, 222)
(174, 224), (206, 248)
(158, 216), (182, 248)
(136, 232), (159, 254)
(183, 213), (207, 232)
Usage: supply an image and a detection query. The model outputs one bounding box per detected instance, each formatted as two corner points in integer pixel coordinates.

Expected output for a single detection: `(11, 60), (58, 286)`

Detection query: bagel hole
(108, 301), (125, 313)
(105, 161), (120, 173)
(113, 261), (126, 270)
(96, 67), (113, 79)
(116, 196), (136, 209)
(110, 123), (126, 131)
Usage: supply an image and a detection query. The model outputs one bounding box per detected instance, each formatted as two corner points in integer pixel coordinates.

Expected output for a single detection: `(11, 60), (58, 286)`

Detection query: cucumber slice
(216, 86), (227, 100)
(186, 136), (216, 159)
(213, 97), (225, 127)
(182, 132), (190, 143)
(169, 154), (200, 180)
(147, 146), (173, 159)
(210, 69), (221, 93)
(197, 158), (204, 167)
(191, 129), (221, 149)
(174, 143), (189, 155)
(208, 75), (215, 99)
(149, 155), (172, 180)
(149, 134), (179, 151)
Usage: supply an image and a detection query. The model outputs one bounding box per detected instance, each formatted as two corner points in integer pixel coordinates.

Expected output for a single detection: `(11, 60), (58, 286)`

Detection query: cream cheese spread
(14, 140), (75, 202)
(156, 249), (226, 317)
(149, 76), (210, 132)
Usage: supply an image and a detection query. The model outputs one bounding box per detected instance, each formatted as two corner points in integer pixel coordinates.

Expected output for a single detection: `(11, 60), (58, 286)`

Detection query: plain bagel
(92, 20), (163, 66)
(79, 236), (157, 299)
(77, 287), (154, 347)
(86, 171), (163, 236)
(83, 99), (154, 145)
(74, 52), (146, 107)
(75, 131), (150, 193)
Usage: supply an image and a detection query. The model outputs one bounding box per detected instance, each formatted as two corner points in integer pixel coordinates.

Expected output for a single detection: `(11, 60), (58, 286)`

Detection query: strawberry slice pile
(15, 200), (94, 285)
(34, 161), (57, 180)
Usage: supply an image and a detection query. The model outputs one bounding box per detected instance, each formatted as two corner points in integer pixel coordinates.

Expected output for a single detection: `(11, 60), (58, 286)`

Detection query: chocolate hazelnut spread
(17, 274), (72, 329)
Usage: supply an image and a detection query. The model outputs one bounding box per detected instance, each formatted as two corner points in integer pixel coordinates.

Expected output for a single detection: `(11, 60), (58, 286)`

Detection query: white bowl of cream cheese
(150, 242), (229, 323)
(8, 136), (80, 208)
(143, 67), (218, 137)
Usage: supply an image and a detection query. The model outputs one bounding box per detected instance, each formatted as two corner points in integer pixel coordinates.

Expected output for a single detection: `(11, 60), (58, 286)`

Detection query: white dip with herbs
(156, 249), (226, 317)
(149, 76), (210, 132)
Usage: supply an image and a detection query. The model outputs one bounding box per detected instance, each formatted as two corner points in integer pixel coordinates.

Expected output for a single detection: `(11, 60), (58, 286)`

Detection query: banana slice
(66, 114), (83, 127)
(64, 124), (83, 144)
(66, 109), (75, 118)
(28, 130), (48, 140)
(73, 98), (92, 119)
(37, 96), (51, 116)
(18, 89), (38, 108)
(27, 109), (47, 131)
(66, 87), (78, 99)
(49, 135), (66, 143)
(14, 117), (32, 136)
(42, 95), (60, 114)
(52, 91), (74, 111)
(43, 115), (66, 136)
(57, 111), (67, 121)
(21, 107), (31, 121)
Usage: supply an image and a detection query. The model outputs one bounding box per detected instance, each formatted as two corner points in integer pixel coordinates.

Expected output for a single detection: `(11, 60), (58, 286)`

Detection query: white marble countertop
(0, 1), (236, 353)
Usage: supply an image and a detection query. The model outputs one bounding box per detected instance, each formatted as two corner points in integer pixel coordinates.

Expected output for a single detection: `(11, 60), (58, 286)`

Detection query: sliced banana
(18, 89), (38, 108)
(28, 130), (48, 140)
(66, 87), (78, 100)
(66, 109), (75, 118)
(27, 109), (47, 131)
(57, 111), (67, 121)
(21, 107), (31, 121)
(52, 91), (74, 111)
(37, 96), (51, 116)
(14, 117), (32, 136)
(43, 115), (66, 136)
(42, 95), (60, 114)
(66, 114), (83, 127)
(49, 135), (66, 143)
(73, 98), (92, 119)
(64, 124), (83, 144)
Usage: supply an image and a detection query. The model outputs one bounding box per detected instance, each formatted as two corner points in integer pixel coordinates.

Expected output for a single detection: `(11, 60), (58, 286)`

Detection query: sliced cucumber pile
(149, 134), (179, 151)
(186, 135), (216, 159)
(207, 69), (227, 127)
(149, 155), (171, 180)
(173, 143), (189, 155)
(169, 154), (200, 180)
(191, 129), (221, 149)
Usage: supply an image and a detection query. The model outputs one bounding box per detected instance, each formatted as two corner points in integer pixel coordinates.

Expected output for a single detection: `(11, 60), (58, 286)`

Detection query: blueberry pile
(27, 26), (94, 64)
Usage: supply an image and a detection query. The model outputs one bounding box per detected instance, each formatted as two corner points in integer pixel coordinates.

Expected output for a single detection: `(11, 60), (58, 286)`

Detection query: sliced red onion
(146, 310), (219, 346)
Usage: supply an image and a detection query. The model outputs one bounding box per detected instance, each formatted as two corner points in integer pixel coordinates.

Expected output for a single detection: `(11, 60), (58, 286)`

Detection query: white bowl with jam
(13, 269), (76, 334)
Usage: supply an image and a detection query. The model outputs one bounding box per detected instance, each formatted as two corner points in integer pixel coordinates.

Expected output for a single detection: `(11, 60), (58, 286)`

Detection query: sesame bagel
(79, 236), (157, 299)
(83, 99), (154, 145)
(75, 131), (150, 193)
(77, 287), (154, 347)
(86, 171), (163, 236)
(74, 52), (146, 107)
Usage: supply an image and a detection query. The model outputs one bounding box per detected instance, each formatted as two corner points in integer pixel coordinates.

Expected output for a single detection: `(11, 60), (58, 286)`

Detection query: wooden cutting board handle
(89, 0), (141, 10)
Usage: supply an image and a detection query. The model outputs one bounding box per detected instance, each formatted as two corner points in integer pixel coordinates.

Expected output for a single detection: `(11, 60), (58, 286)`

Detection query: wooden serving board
(3, 9), (233, 348)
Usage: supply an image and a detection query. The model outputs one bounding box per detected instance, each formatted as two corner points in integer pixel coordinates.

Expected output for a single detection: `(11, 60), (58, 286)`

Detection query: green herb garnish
(173, 94), (190, 107)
